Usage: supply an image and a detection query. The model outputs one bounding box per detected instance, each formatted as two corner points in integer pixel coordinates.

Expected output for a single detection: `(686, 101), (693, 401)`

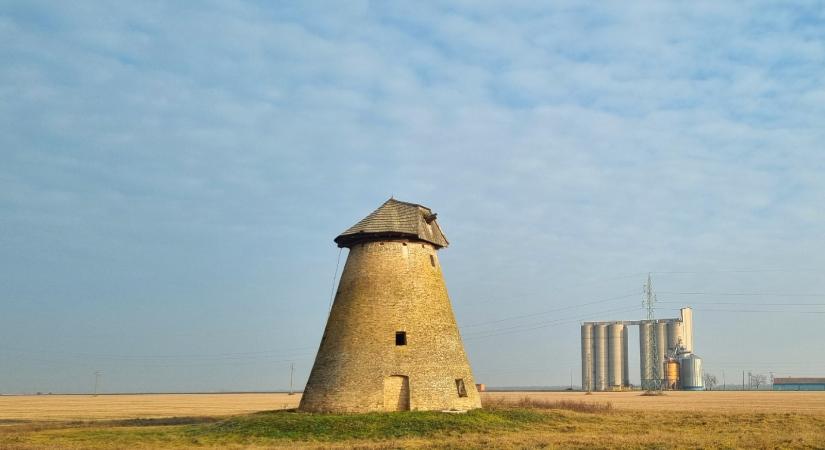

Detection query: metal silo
(639, 322), (653, 390)
(621, 324), (629, 387)
(581, 324), (594, 391)
(655, 322), (667, 380)
(607, 323), (623, 389)
(667, 321), (684, 354)
(664, 358), (680, 390)
(593, 324), (607, 391)
(679, 354), (704, 390)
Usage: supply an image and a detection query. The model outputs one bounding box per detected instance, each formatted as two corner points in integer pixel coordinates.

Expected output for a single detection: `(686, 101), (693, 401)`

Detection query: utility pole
(742, 371), (745, 391)
(643, 273), (661, 392)
(570, 368), (573, 390)
(722, 370), (726, 390)
(93, 371), (102, 396)
(289, 363), (294, 395)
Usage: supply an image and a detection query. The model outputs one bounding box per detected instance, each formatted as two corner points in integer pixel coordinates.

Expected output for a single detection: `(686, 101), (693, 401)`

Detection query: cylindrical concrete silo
(621, 324), (629, 387)
(680, 307), (694, 353)
(581, 324), (594, 391)
(655, 322), (667, 381)
(593, 324), (607, 391)
(639, 322), (653, 390)
(607, 323), (623, 390)
(667, 321), (684, 354)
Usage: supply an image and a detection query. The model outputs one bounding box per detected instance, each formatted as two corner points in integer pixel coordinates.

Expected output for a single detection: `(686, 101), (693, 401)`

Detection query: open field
(2, 390), (825, 422)
(489, 390), (825, 413)
(0, 393), (302, 422)
(2, 391), (825, 449)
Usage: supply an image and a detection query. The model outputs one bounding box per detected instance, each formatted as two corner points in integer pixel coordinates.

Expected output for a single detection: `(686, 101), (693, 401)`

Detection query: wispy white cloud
(1, 1), (824, 391)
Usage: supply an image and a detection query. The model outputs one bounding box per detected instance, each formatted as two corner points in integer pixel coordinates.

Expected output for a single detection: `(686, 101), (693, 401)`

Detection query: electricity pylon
(643, 273), (662, 392)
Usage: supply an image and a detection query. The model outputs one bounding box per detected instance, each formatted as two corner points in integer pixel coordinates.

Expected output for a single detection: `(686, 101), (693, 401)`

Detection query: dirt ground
(1, 390), (824, 422)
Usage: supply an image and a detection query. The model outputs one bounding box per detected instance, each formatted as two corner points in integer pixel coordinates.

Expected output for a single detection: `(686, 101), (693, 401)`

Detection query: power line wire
(462, 292), (639, 328)
(659, 291), (825, 297)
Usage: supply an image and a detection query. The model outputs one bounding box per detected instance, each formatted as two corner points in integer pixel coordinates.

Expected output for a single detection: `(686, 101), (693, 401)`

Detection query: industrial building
(581, 307), (704, 391)
(773, 378), (825, 391)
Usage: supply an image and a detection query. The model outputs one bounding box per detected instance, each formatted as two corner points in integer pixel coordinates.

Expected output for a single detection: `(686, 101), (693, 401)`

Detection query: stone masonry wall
(299, 239), (482, 412)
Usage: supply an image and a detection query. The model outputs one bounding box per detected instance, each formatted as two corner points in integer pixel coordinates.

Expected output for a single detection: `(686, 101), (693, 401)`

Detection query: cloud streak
(1, 1), (824, 392)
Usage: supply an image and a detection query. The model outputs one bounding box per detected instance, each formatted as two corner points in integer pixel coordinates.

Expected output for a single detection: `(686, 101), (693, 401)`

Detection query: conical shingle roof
(334, 198), (449, 248)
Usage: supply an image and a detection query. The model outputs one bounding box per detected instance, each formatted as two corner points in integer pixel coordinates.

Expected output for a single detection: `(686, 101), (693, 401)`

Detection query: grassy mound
(187, 408), (548, 441)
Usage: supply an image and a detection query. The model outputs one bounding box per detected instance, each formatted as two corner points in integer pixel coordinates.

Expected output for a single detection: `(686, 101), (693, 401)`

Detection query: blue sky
(2, 1), (824, 393)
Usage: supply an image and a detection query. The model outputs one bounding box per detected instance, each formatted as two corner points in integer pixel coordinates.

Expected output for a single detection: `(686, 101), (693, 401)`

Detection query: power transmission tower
(643, 273), (662, 392)
(93, 371), (102, 396)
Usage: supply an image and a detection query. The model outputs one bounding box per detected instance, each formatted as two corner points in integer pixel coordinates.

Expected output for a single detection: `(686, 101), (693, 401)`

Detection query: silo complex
(580, 323), (629, 391)
(581, 307), (701, 391)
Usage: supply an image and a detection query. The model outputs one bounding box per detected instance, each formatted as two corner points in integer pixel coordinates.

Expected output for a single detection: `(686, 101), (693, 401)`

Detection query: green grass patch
(187, 408), (550, 442)
(7, 408), (557, 448)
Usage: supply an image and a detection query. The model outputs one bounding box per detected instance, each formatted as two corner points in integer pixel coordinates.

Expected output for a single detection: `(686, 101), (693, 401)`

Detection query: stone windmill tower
(299, 198), (481, 413)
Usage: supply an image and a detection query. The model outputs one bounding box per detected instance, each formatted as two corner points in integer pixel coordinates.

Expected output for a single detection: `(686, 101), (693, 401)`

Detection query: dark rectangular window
(455, 379), (467, 397)
(395, 331), (407, 346)
(429, 255), (436, 267)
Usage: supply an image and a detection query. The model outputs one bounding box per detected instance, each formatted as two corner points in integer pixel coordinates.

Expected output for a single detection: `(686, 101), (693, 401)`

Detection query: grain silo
(607, 324), (624, 390)
(664, 358), (680, 390)
(593, 324), (608, 391)
(581, 324), (594, 391)
(639, 322), (654, 390)
(299, 199), (481, 412)
(667, 321), (684, 355)
(655, 322), (667, 379)
(621, 324), (629, 388)
(679, 354), (704, 390)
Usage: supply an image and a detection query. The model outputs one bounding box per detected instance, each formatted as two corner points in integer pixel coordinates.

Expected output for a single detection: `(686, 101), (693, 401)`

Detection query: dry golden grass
(0, 393), (300, 422)
(2, 391), (825, 449)
(2, 390), (824, 422)
(485, 390), (825, 413)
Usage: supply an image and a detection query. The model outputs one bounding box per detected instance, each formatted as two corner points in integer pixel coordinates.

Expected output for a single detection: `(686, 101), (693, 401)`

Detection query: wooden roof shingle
(334, 198), (449, 248)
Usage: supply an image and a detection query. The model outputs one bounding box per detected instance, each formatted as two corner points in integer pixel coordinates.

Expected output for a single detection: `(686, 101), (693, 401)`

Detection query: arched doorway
(383, 375), (410, 411)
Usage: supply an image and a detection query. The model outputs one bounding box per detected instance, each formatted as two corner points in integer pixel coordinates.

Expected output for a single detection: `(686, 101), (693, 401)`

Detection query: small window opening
(429, 255), (436, 267)
(455, 379), (467, 397)
(395, 331), (407, 346)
